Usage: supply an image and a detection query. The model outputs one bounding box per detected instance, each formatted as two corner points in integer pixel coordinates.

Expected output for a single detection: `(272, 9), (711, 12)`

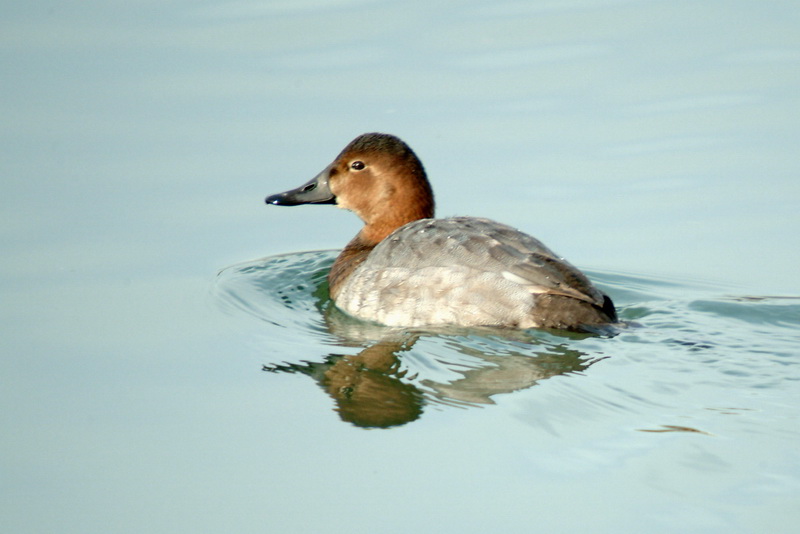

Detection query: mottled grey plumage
(334, 217), (613, 329)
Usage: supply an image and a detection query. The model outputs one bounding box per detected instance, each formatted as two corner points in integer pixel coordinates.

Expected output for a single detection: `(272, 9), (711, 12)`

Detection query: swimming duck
(265, 133), (617, 331)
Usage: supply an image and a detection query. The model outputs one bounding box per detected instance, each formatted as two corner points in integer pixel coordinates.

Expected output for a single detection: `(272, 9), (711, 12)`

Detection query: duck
(265, 133), (617, 332)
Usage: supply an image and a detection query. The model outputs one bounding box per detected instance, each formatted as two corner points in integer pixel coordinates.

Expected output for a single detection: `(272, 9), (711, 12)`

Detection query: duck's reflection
(267, 338), (423, 428)
(265, 304), (607, 428)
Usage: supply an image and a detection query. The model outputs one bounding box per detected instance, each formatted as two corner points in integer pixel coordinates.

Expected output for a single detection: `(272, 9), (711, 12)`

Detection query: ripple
(214, 251), (800, 427)
(214, 250), (335, 334)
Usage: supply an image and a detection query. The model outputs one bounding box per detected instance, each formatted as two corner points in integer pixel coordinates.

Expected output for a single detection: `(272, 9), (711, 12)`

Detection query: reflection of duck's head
(264, 342), (424, 429)
(323, 353), (424, 429)
(267, 133), (617, 332)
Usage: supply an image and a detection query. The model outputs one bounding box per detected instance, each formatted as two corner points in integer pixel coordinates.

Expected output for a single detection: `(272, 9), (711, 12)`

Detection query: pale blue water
(2, 1), (799, 533)
(215, 250), (799, 416)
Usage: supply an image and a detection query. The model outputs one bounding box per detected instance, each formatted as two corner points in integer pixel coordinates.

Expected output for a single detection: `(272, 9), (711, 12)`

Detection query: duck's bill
(265, 166), (336, 206)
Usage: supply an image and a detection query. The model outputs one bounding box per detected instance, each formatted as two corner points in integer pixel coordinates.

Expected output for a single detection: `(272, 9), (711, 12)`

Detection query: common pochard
(266, 133), (617, 331)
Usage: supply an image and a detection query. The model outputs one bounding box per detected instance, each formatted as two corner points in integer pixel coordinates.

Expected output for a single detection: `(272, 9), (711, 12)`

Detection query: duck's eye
(350, 161), (366, 170)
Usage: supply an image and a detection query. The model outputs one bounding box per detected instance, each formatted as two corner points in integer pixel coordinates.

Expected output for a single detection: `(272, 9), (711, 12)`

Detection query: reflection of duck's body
(264, 332), (595, 428)
(266, 133), (616, 331)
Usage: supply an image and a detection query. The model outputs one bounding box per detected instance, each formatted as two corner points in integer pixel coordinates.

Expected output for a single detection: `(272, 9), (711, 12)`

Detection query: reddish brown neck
(358, 192), (434, 245)
(328, 171), (435, 299)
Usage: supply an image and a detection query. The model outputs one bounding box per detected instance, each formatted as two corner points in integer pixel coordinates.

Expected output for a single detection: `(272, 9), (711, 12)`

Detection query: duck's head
(266, 133), (435, 243)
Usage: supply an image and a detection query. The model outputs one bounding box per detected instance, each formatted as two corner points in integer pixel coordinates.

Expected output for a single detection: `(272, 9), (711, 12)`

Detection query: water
(2, 1), (800, 533)
(211, 250), (800, 531)
(215, 251), (799, 421)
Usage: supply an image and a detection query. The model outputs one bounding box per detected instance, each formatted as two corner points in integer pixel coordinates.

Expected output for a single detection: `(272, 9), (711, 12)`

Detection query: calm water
(216, 251), (799, 422)
(2, 1), (800, 533)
